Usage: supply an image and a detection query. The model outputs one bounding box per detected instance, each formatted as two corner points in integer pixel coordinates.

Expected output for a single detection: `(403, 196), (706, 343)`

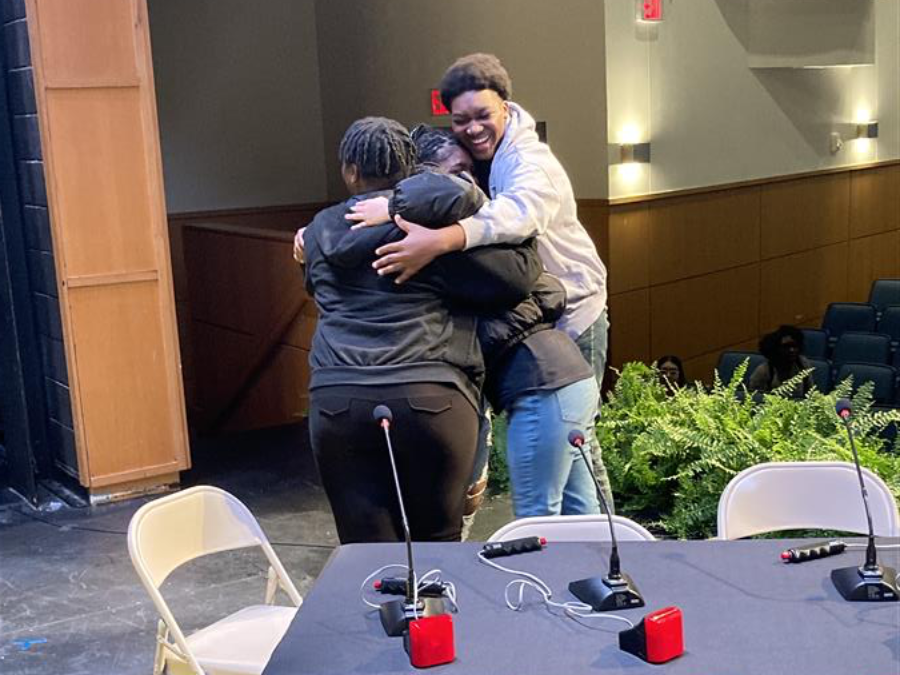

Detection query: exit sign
(431, 90), (449, 116)
(641, 0), (663, 21)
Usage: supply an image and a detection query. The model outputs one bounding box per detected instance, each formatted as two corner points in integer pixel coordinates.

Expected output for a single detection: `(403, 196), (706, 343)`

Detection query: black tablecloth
(264, 539), (900, 674)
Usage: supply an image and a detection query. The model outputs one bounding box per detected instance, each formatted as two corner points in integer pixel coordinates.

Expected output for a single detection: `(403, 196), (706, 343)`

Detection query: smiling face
(449, 89), (509, 161)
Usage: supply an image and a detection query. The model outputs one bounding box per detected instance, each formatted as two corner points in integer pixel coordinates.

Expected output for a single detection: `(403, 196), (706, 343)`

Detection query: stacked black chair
(822, 303), (878, 349)
(832, 332), (892, 369)
(800, 328), (829, 360)
(715, 352), (766, 387)
(869, 279), (900, 318)
(807, 358), (833, 393)
(834, 363), (897, 405)
(877, 306), (900, 350)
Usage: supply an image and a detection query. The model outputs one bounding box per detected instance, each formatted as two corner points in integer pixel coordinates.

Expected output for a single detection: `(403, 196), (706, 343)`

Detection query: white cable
(359, 564), (458, 613)
(477, 551), (634, 629)
(845, 543), (900, 549)
(359, 563), (408, 609)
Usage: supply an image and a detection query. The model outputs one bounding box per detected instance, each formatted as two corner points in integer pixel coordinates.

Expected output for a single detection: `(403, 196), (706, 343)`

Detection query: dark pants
(310, 382), (479, 544)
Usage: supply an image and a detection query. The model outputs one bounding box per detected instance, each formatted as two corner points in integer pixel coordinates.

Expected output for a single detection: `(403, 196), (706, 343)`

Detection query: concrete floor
(0, 422), (513, 675)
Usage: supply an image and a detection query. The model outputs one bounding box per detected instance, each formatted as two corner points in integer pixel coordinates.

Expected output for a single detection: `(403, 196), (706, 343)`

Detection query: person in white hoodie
(348, 53), (613, 511)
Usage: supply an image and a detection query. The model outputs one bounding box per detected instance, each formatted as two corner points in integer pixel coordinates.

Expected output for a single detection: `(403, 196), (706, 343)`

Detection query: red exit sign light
(641, 0), (663, 21)
(431, 89), (449, 116)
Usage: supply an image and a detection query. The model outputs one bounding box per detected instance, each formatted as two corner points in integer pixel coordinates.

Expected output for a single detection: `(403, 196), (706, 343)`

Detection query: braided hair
(411, 124), (463, 167)
(338, 117), (417, 182)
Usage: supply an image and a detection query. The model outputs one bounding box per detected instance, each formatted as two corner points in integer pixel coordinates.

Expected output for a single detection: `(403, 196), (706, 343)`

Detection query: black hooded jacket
(477, 274), (593, 412)
(303, 172), (542, 409)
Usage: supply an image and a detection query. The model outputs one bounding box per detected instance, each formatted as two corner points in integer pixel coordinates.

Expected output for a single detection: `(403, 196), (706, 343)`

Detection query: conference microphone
(372, 405), (455, 667)
(481, 536), (547, 559)
(781, 541), (846, 564)
(375, 578), (448, 597)
(829, 399), (898, 602)
(566, 429), (645, 611)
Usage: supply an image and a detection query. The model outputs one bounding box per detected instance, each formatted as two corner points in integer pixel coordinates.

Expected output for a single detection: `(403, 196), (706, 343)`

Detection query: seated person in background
(656, 355), (686, 394)
(301, 117), (541, 543)
(748, 325), (815, 398)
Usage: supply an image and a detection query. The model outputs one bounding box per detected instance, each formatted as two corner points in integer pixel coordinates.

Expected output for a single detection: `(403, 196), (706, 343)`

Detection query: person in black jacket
(347, 125), (610, 518)
(478, 274), (606, 516)
(301, 117), (541, 543)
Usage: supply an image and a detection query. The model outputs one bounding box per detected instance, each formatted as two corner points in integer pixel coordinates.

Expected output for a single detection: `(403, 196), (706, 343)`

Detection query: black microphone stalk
(566, 429), (645, 611)
(830, 399), (898, 602)
(372, 405), (450, 636)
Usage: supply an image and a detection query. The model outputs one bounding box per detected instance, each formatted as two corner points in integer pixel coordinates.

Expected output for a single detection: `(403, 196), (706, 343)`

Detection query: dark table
(264, 539), (900, 674)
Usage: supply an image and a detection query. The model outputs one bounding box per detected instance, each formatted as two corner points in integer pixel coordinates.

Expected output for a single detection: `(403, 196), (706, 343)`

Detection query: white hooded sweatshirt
(458, 102), (608, 339)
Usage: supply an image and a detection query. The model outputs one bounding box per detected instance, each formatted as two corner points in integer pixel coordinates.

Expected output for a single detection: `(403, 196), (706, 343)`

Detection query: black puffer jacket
(304, 172), (542, 409)
(477, 274), (566, 370)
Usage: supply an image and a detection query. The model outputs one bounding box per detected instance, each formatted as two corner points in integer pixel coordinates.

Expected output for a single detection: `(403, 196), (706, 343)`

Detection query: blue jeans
(505, 378), (603, 517)
(470, 402), (492, 484)
(574, 308), (615, 513)
(574, 308), (609, 390)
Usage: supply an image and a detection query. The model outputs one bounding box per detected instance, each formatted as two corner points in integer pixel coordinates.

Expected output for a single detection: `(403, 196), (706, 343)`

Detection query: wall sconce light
(856, 121), (878, 139)
(619, 142), (651, 164)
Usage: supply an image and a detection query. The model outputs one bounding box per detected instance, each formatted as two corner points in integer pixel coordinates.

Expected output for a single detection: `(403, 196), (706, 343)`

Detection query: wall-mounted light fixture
(856, 121), (878, 139)
(619, 142), (651, 164)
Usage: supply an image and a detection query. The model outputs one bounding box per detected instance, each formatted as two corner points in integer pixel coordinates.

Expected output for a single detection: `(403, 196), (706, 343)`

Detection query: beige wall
(315, 0), (609, 200)
(606, 0), (900, 198)
(148, 0), (327, 212)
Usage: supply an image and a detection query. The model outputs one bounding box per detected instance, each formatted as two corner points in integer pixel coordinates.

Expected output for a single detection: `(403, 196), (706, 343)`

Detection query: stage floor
(0, 420), (513, 675)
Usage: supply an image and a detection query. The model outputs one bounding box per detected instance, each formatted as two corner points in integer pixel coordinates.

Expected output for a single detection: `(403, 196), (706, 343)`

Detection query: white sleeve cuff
(459, 216), (487, 250)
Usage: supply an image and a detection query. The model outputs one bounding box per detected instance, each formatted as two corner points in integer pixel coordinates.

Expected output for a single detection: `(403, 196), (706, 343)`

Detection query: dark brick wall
(2, 0), (77, 477)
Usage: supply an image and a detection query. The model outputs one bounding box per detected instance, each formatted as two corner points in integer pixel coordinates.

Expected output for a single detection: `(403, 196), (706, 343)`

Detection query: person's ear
(341, 162), (360, 190)
(501, 100), (510, 121)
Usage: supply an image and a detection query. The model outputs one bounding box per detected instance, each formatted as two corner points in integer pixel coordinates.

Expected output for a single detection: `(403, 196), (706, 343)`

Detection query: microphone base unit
(569, 572), (645, 612)
(831, 564), (898, 602)
(380, 596), (449, 637)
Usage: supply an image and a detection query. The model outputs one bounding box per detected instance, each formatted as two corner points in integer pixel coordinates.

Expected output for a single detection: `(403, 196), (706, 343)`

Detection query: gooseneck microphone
(830, 399), (898, 602)
(371, 405), (455, 664)
(566, 429), (645, 611)
(373, 405), (416, 607)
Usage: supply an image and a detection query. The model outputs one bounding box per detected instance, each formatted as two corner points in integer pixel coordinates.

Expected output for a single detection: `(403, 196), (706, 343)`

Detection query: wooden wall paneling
(183, 226), (298, 334)
(26, 0), (190, 488)
(760, 173), (850, 259)
(848, 231), (900, 302)
(189, 321), (252, 420)
(225, 345), (311, 432)
(849, 165), (900, 239)
(650, 264), (760, 361)
(607, 289), (651, 368)
(183, 224), (310, 431)
(35, 0), (140, 88)
(44, 88), (157, 276)
(168, 203), (330, 233)
(607, 204), (650, 294)
(66, 283), (183, 486)
(648, 188), (761, 285)
(759, 242), (849, 333)
(577, 201), (610, 265)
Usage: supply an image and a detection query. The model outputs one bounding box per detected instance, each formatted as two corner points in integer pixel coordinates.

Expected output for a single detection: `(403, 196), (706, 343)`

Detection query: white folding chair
(488, 514), (656, 542)
(128, 486), (303, 675)
(717, 461), (900, 540)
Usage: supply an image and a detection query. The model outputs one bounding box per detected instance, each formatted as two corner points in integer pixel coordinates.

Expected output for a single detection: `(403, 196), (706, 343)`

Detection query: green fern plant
(597, 361), (900, 539)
